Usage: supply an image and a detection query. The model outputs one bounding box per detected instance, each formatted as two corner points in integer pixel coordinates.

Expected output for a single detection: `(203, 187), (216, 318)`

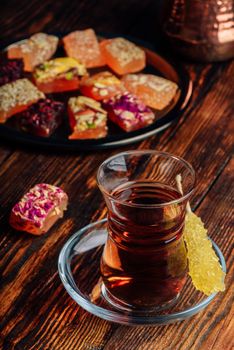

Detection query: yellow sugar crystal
(184, 212), (225, 295)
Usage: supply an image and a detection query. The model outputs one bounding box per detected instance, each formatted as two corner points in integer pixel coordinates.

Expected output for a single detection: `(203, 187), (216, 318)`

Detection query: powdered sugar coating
(101, 38), (146, 75)
(104, 38), (145, 66)
(63, 29), (105, 68)
(8, 33), (58, 71)
(121, 74), (179, 110)
(12, 184), (67, 228)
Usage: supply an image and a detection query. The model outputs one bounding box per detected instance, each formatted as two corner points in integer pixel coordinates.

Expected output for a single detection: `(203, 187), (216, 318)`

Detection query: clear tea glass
(97, 151), (195, 313)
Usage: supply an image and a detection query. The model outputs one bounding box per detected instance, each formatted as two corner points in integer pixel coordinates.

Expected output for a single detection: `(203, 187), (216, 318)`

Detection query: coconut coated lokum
(7, 33), (58, 72)
(63, 29), (105, 68)
(0, 79), (45, 123)
(122, 74), (179, 110)
(100, 38), (146, 75)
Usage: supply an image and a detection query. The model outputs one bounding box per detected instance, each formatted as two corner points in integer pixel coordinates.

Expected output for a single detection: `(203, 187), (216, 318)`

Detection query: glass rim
(97, 150), (196, 208)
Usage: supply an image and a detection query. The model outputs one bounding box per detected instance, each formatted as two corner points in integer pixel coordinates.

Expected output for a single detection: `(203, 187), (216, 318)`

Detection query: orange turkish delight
(63, 29), (106, 68)
(9, 184), (68, 235)
(33, 57), (87, 93)
(68, 96), (107, 139)
(103, 92), (155, 132)
(122, 74), (179, 110)
(7, 33), (58, 72)
(100, 38), (146, 75)
(0, 79), (45, 123)
(80, 71), (124, 101)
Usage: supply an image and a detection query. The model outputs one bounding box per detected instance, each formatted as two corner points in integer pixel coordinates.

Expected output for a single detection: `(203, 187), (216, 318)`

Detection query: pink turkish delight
(18, 98), (65, 137)
(9, 184), (68, 235)
(103, 92), (155, 132)
(0, 59), (24, 87)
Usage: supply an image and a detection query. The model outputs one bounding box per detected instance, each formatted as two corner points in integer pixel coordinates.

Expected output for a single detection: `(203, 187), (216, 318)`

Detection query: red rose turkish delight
(18, 98), (65, 137)
(33, 57), (87, 93)
(80, 71), (125, 101)
(9, 184), (68, 235)
(100, 38), (146, 75)
(0, 59), (24, 87)
(0, 79), (45, 123)
(63, 29), (106, 68)
(103, 92), (155, 132)
(68, 96), (107, 139)
(7, 33), (59, 72)
(121, 74), (179, 110)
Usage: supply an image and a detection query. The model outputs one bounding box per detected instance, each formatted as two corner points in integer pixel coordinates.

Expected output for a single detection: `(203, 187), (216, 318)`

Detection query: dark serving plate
(0, 34), (192, 151)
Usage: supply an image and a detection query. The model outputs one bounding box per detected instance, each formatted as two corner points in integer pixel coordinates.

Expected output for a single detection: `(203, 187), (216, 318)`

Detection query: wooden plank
(0, 3), (233, 349)
(0, 144), (13, 165)
(103, 157), (234, 350)
(0, 150), (114, 350)
(0, 0), (160, 43)
(102, 58), (234, 350)
(0, 59), (233, 349)
(150, 61), (234, 210)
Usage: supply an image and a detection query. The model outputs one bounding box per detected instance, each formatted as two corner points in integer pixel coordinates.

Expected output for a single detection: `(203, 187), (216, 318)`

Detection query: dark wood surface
(0, 1), (233, 349)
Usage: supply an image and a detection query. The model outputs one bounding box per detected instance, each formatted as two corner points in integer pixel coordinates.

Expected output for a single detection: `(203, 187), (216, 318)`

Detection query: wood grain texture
(0, 0), (162, 45)
(103, 158), (234, 350)
(0, 1), (233, 349)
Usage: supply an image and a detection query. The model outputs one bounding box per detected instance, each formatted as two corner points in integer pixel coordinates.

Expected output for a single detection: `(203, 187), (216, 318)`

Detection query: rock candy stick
(175, 174), (225, 295)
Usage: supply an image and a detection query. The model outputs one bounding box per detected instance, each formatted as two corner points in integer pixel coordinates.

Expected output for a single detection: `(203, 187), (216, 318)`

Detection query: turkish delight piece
(80, 71), (125, 101)
(122, 74), (179, 110)
(0, 59), (24, 87)
(33, 57), (87, 93)
(7, 33), (59, 72)
(103, 92), (155, 132)
(68, 96), (107, 139)
(63, 29), (106, 68)
(9, 184), (68, 235)
(0, 78), (45, 123)
(100, 38), (146, 75)
(18, 98), (64, 137)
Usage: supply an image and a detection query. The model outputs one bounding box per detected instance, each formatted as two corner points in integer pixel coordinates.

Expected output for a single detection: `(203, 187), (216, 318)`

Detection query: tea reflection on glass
(97, 151), (195, 313)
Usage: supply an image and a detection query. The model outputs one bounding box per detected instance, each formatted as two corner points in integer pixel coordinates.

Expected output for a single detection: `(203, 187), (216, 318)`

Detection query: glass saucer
(58, 219), (226, 326)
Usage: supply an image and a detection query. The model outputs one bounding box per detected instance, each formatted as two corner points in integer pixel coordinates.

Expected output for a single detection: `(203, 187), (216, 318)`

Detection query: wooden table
(0, 2), (233, 349)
